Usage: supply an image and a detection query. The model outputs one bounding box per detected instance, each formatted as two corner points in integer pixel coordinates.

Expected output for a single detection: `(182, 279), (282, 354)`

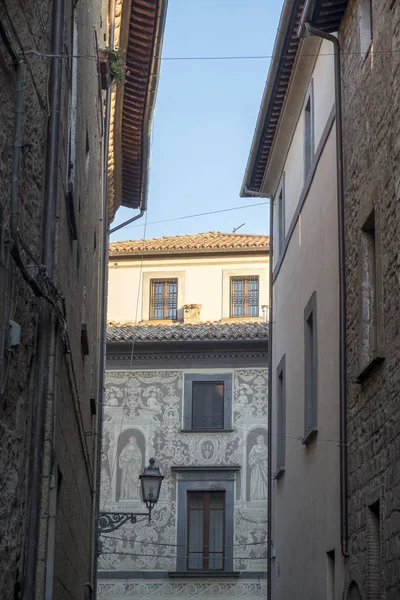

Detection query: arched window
(347, 581), (362, 600)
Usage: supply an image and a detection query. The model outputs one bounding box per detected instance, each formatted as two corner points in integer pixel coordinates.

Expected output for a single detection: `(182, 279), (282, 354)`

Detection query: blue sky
(110, 0), (284, 242)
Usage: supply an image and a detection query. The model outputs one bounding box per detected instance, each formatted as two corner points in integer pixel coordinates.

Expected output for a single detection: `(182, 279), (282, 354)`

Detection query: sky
(110, 0), (284, 242)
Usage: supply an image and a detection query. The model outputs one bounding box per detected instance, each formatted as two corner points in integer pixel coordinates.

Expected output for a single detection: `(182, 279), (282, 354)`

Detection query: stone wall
(340, 0), (400, 596)
(98, 367), (268, 600)
(0, 0), (107, 597)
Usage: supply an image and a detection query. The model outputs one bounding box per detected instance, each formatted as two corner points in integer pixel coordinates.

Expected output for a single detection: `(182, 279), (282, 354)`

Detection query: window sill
(168, 571), (240, 579)
(357, 353), (385, 383)
(181, 429), (234, 433)
(273, 467), (285, 480)
(302, 427), (318, 446)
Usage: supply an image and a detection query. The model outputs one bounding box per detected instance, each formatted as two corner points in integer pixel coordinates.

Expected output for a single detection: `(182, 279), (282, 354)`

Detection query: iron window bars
(230, 276), (259, 318)
(150, 278), (178, 320)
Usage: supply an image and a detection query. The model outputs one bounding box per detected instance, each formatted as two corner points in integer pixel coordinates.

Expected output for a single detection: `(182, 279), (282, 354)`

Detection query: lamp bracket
(98, 511), (150, 534)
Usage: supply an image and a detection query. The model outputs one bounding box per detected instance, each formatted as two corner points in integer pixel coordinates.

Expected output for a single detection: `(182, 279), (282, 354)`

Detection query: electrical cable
(99, 536), (266, 547)
(114, 202), (269, 232)
(23, 49), (400, 61)
(99, 550), (266, 560)
(101, 211), (149, 509)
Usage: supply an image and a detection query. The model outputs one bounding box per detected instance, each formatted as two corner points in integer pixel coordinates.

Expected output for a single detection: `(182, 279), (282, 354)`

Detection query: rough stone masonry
(340, 0), (400, 597)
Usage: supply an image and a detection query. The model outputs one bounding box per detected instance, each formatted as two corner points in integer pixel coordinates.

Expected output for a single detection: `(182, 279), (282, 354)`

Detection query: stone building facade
(338, 1), (400, 597)
(98, 232), (269, 599)
(0, 0), (166, 598)
(98, 327), (268, 600)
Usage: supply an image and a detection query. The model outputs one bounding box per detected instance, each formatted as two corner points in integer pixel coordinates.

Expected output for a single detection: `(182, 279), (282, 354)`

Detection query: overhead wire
(115, 202), (269, 232)
(23, 49), (400, 61)
(101, 550), (266, 560)
(101, 211), (149, 509)
(100, 535), (266, 547)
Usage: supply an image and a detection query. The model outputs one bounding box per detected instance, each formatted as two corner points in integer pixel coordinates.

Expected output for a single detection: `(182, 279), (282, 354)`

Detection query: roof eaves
(299, 0), (349, 36)
(107, 0), (168, 223)
(109, 245), (270, 258)
(240, 0), (304, 197)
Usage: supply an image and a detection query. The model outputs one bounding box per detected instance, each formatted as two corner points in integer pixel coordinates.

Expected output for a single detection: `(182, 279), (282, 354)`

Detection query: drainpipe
(92, 0), (116, 593)
(109, 208), (145, 234)
(23, 0), (65, 596)
(244, 186), (273, 596)
(301, 21), (349, 558)
(266, 195), (273, 598)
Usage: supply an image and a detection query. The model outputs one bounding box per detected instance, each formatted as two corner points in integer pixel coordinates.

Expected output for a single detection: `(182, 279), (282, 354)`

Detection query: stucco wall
(340, 0), (400, 596)
(98, 367), (268, 599)
(265, 33), (345, 597)
(275, 39), (335, 257)
(108, 254), (269, 324)
(271, 126), (344, 599)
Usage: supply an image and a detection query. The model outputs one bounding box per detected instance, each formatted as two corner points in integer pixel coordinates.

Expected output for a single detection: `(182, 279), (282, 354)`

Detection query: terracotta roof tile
(109, 231), (270, 256)
(107, 321), (269, 342)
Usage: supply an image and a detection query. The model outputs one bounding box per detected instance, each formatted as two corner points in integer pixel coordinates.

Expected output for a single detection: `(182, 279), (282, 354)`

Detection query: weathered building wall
(108, 254), (269, 325)
(0, 0), (107, 596)
(340, 0), (400, 597)
(98, 367), (268, 599)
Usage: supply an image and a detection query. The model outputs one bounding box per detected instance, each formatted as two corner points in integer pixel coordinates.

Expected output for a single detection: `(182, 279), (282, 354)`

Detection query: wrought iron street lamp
(98, 458), (164, 534)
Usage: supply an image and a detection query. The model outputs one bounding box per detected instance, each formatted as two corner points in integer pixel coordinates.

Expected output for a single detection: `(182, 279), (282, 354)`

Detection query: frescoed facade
(98, 233), (269, 599)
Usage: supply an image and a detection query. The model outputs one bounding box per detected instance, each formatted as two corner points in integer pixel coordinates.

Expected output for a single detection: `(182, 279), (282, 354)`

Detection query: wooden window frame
(230, 276), (259, 318)
(186, 491), (225, 571)
(149, 278), (178, 320)
(182, 373), (233, 432)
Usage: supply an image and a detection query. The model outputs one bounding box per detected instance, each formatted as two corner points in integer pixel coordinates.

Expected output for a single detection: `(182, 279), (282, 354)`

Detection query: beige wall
(108, 253), (269, 323)
(265, 41), (344, 599)
(274, 39), (335, 266)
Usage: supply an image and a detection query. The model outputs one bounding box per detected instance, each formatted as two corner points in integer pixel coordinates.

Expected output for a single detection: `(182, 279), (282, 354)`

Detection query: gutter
(240, 0), (298, 197)
(298, 10), (349, 557)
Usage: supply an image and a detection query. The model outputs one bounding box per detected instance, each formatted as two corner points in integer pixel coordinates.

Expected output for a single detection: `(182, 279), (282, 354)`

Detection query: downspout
(244, 187), (273, 596)
(92, 1), (116, 594)
(267, 195), (274, 599)
(302, 21), (349, 558)
(109, 208), (144, 235)
(24, 0), (65, 596)
(92, 86), (112, 599)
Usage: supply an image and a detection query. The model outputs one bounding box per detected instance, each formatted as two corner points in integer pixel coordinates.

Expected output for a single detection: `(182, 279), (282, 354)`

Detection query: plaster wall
(276, 39), (335, 257)
(108, 254), (269, 324)
(270, 129), (345, 597)
(98, 366), (268, 599)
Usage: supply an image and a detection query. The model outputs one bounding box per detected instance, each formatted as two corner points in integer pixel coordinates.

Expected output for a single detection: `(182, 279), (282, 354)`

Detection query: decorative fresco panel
(99, 368), (268, 580)
(98, 581), (267, 599)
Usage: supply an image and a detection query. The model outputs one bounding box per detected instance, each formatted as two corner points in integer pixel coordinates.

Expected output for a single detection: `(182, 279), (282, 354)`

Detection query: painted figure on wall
(119, 436), (142, 500)
(248, 435), (268, 500)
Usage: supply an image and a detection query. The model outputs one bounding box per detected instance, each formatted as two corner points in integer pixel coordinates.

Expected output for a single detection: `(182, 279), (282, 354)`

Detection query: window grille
(150, 278), (178, 320)
(230, 276), (259, 318)
(187, 491), (225, 570)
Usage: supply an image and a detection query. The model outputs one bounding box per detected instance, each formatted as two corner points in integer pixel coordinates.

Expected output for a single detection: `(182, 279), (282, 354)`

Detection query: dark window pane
(192, 382), (224, 429)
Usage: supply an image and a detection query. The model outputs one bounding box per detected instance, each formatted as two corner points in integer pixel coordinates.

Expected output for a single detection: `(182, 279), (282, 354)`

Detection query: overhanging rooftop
(108, 0), (168, 222)
(241, 0), (349, 197)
